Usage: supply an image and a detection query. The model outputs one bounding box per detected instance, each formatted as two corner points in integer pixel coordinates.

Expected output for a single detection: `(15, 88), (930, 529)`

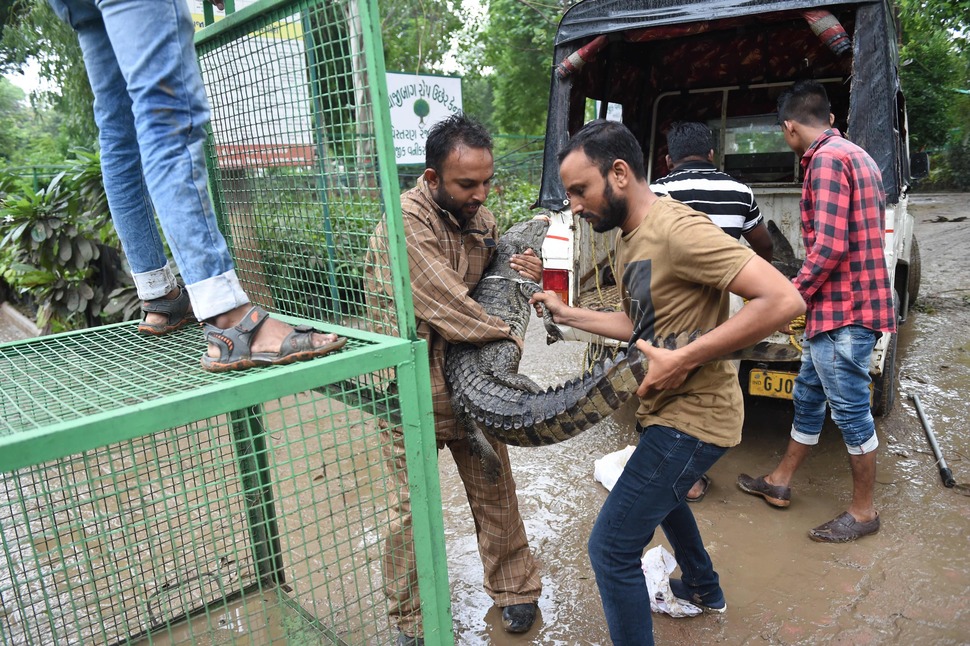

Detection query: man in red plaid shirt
(738, 80), (896, 543)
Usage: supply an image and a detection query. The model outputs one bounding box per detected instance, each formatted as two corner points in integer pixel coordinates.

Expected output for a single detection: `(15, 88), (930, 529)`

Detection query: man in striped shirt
(737, 80), (896, 543)
(651, 121), (774, 261)
(651, 122), (774, 502)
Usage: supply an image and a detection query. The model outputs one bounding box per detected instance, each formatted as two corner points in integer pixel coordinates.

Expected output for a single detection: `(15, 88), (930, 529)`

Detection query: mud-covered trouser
(588, 424), (727, 646)
(47, 0), (247, 320)
(792, 325), (880, 454)
(380, 421), (542, 638)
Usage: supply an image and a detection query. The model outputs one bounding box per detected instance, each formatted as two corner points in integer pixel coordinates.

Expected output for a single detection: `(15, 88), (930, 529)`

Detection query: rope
(590, 233), (619, 312)
(478, 275), (542, 290)
(788, 314), (806, 351)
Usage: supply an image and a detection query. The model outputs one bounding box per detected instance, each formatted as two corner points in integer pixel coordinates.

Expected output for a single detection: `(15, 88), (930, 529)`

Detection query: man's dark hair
(425, 113), (492, 172)
(666, 121), (714, 163)
(777, 80), (832, 127)
(557, 119), (647, 180)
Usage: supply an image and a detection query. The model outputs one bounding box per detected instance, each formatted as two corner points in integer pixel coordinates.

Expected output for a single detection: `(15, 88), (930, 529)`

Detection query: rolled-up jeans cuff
(184, 270), (249, 321)
(791, 426), (821, 446)
(845, 433), (879, 455)
(132, 263), (178, 301)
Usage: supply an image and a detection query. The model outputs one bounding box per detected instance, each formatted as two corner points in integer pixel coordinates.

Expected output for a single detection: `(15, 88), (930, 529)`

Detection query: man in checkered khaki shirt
(365, 114), (544, 644)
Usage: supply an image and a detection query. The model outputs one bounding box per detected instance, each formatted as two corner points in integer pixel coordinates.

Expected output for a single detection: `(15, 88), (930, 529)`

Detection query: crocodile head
(491, 214), (551, 278)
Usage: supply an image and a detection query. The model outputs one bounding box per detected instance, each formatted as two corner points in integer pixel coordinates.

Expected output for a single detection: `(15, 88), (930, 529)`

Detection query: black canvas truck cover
(538, 0), (906, 210)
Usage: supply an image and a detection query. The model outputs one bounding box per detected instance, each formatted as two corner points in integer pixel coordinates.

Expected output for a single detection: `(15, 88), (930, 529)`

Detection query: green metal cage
(0, 0), (452, 643)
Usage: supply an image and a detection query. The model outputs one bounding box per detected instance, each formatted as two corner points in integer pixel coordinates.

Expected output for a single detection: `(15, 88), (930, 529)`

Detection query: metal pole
(910, 393), (956, 488)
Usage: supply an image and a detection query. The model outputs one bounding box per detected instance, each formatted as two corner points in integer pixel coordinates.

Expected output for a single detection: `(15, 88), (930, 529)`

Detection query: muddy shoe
(737, 473), (791, 508)
(669, 578), (727, 614)
(395, 631), (423, 646)
(809, 511), (880, 543)
(501, 602), (538, 633)
(138, 285), (195, 335)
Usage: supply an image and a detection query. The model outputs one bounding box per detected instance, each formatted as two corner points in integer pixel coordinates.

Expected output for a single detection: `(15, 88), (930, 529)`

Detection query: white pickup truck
(537, 0), (928, 416)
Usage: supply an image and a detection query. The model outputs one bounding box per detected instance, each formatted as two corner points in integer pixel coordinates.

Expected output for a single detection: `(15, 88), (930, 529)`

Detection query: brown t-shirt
(616, 196), (755, 447)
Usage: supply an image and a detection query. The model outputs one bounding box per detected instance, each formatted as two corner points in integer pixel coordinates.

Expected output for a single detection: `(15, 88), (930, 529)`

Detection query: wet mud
(441, 193), (970, 644)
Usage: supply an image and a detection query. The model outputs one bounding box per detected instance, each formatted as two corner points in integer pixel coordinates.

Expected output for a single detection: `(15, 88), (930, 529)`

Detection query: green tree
(0, 75), (25, 161)
(0, 0), (96, 149)
(0, 75), (69, 167)
(380, 0), (461, 74)
(898, 0), (969, 150)
(483, 0), (572, 136)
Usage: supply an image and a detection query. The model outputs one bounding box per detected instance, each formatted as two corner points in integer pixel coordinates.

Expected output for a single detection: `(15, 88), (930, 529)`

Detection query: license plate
(748, 369), (796, 399)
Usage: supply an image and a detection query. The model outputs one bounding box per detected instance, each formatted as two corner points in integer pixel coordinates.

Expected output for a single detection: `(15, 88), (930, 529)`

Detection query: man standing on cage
(47, 0), (345, 371)
(364, 114), (544, 644)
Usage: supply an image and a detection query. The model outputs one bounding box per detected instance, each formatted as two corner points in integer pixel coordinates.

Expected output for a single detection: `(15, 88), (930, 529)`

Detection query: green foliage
(0, 77), (73, 167)
(484, 0), (567, 135)
(898, 0), (969, 152)
(380, 0), (461, 74)
(0, 0), (97, 149)
(0, 150), (128, 330)
(491, 169), (540, 234)
(900, 31), (961, 150)
(237, 168), (379, 319)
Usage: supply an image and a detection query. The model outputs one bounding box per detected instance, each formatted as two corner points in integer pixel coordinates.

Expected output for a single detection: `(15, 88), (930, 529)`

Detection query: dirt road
(442, 192), (970, 644)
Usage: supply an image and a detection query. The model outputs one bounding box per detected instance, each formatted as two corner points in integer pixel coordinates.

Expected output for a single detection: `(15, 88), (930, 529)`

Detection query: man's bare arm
(530, 290), (635, 341)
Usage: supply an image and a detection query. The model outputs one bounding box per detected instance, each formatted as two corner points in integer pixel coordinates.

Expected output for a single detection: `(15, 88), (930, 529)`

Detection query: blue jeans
(48, 0), (247, 320)
(792, 326), (879, 452)
(588, 424), (728, 646)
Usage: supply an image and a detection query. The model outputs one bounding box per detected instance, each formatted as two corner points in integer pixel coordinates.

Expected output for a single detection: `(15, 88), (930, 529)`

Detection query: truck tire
(871, 330), (897, 417)
(907, 235), (921, 308)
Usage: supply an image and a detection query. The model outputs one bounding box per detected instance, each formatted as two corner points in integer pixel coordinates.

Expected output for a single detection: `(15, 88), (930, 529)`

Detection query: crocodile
(444, 215), (562, 477)
(445, 216), (801, 476)
(451, 332), (800, 452)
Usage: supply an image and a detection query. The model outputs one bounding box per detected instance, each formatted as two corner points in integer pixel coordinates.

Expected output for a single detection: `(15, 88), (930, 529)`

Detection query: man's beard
(590, 180), (628, 232)
(432, 185), (480, 223)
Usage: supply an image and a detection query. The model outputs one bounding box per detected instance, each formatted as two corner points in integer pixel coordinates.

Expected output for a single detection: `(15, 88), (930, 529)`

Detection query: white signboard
(386, 72), (463, 165)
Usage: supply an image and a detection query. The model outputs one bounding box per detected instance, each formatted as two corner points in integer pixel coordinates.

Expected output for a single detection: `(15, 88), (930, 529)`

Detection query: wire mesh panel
(0, 375), (409, 645)
(0, 0), (451, 643)
(195, 0), (414, 338)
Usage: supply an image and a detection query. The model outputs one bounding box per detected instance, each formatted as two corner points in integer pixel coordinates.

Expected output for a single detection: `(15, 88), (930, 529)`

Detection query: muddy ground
(441, 192), (970, 645)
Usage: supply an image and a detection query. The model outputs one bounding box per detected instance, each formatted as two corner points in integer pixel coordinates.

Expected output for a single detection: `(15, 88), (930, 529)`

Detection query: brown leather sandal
(737, 473), (791, 508)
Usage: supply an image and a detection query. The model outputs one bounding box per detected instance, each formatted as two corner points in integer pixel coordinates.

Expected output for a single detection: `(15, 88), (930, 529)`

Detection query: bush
(0, 150), (131, 332)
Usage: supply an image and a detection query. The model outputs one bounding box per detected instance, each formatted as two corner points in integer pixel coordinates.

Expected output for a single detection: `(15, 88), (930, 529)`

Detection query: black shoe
(501, 602), (538, 633)
(668, 578), (727, 613)
(396, 631), (424, 646)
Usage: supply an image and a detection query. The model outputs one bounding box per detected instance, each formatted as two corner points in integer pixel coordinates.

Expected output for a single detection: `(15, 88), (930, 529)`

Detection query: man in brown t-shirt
(531, 120), (804, 644)
(365, 114), (543, 644)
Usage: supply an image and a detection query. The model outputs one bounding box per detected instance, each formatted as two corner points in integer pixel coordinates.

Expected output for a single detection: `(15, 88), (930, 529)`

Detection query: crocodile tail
(459, 331), (801, 447)
(465, 349), (641, 446)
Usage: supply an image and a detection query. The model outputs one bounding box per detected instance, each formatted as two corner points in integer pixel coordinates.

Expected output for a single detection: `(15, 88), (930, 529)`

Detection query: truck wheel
(907, 236), (921, 308)
(871, 330), (897, 417)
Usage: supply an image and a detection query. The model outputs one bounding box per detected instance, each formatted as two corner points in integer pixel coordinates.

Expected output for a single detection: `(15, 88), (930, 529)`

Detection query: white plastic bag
(642, 546), (702, 617)
(593, 445), (637, 492)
